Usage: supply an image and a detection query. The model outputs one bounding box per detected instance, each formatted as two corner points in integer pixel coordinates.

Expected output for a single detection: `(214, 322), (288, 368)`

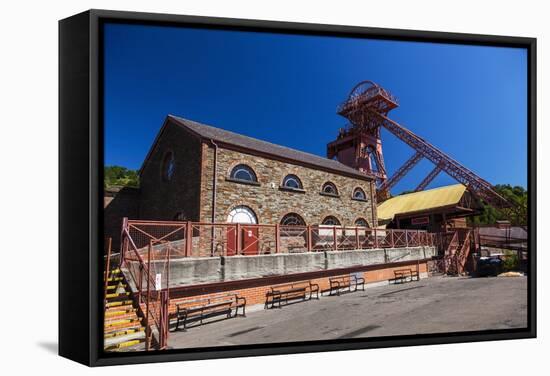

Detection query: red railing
(120, 219), (171, 350)
(122, 219), (435, 259)
(119, 218), (436, 350)
(432, 229), (474, 275)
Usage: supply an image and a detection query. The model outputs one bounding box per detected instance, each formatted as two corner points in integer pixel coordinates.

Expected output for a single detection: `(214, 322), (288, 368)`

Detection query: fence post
(120, 217), (128, 261)
(307, 225), (312, 252)
(275, 224), (280, 254)
(185, 221), (192, 257)
(236, 224), (242, 255)
(390, 230), (395, 248)
(374, 228), (378, 249)
(333, 226), (337, 251)
(138, 265), (143, 305)
(103, 238), (112, 313)
(355, 227), (360, 249)
(145, 240), (152, 351)
(405, 230), (409, 247)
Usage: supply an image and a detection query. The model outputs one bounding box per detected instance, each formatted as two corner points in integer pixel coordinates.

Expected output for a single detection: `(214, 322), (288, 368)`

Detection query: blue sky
(104, 23), (527, 193)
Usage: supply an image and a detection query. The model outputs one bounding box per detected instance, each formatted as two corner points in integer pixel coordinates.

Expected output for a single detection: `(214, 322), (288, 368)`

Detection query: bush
(503, 253), (519, 271)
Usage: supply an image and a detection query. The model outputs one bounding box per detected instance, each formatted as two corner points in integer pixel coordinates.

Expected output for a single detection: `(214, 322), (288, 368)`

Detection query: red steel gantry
(327, 80), (512, 210)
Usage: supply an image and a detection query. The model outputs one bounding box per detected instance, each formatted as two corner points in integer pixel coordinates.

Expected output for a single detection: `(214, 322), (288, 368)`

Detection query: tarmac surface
(167, 275), (528, 349)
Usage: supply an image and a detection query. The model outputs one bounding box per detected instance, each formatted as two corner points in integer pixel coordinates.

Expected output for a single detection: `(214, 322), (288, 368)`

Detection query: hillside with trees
(104, 165), (139, 188)
(469, 184), (527, 226)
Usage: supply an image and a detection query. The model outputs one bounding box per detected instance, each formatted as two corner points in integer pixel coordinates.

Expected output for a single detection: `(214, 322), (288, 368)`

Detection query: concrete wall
(140, 246), (436, 288)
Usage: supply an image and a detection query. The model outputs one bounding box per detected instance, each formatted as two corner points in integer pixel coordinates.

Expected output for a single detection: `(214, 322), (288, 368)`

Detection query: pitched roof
(377, 184), (467, 221)
(167, 115), (374, 180)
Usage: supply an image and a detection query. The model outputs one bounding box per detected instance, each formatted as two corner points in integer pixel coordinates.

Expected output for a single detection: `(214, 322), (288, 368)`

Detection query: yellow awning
(377, 184), (467, 221)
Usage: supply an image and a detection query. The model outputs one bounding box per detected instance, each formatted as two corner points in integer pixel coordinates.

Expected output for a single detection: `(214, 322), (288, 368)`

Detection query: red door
(241, 226), (259, 255)
(226, 226), (237, 256)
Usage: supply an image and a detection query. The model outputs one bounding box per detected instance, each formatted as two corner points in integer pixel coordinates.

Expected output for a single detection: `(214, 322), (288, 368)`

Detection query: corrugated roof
(168, 115), (374, 180)
(377, 184), (467, 221)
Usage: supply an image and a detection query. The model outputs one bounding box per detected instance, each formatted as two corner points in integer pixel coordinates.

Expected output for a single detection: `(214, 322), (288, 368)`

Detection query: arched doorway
(226, 205), (258, 255)
(227, 205), (258, 224)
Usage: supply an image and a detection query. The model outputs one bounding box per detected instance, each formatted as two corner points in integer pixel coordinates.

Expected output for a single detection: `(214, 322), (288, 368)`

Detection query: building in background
(377, 184), (483, 232)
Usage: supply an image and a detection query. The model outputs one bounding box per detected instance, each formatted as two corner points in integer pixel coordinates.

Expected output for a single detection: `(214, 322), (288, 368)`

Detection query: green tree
(104, 165), (139, 188)
(469, 184), (527, 226)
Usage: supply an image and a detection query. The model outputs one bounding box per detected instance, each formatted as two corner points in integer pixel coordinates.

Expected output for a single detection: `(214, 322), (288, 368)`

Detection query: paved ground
(168, 276), (527, 349)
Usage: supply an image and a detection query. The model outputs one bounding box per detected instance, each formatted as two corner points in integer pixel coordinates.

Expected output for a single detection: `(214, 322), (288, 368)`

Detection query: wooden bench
(329, 274), (365, 296)
(265, 281), (320, 309)
(392, 269), (419, 284)
(175, 293), (246, 331)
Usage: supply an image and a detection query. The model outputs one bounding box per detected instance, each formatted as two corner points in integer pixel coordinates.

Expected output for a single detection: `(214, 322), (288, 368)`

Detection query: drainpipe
(208, 140), (219, 256)
(210, 139), (218, 224)
(369, 180), (377, 229)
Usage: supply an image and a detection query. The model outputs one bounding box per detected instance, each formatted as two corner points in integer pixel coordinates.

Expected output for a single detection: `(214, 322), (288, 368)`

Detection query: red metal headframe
(335, 80), (513, 210)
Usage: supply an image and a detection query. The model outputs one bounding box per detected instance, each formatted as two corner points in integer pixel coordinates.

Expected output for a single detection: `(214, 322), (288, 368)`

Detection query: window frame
(352, 187), (367, 201)
(320, 182), (340, 197)
(227, 164), (261, 186)
(321, 215), (341, 226)
(354, 218), (369, 227)
(280, 212), (306, 226)
(279, 174), (306, 193)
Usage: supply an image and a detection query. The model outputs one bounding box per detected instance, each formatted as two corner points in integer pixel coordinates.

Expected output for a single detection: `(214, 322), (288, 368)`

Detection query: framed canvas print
(59, 9), (536, 366)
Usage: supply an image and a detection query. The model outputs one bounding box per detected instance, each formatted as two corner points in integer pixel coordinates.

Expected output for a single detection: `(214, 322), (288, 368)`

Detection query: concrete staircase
(103, 268), (146, 352)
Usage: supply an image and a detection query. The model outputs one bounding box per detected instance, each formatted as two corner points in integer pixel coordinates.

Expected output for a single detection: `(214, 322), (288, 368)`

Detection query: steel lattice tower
(328, 80), (513, 211)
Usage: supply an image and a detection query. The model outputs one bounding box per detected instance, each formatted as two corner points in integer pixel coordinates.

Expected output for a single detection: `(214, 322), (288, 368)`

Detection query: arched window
(230, 164), (257, 182)
(355, 218), (369, 227)
(353, 187), (366, 200)
(162, 152), (175, 181)
(282, 174), (303, 189)
(280, 213), (306, 226)
(226, 205), (258, 224)
(322, 216), (341, 226)
(321, 182), (339, 196)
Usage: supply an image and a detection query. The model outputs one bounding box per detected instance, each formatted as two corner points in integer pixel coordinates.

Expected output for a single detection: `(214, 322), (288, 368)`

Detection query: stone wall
(103, 186), (140, 250)
(139, 121), (202, 222)
(200, 144), (377, 227)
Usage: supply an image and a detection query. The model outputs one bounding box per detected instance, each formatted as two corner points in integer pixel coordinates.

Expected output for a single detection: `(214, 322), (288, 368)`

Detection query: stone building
(137, 115), (378, 229)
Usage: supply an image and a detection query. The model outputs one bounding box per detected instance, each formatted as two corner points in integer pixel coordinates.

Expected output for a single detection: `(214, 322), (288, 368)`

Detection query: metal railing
(122, 219), (435, 259)
(118, 218), (436, 350)
(120, 219), (171, 350)
(432, 229), (473, 275)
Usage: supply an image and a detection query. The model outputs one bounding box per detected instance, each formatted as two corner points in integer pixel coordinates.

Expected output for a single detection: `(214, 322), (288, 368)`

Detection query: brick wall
(165, 261), (428, 312)
(200, 144), (377, 227)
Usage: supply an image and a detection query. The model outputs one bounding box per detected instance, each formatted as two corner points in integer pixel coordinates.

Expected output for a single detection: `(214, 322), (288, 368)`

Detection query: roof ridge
(168, 114), (375, 180)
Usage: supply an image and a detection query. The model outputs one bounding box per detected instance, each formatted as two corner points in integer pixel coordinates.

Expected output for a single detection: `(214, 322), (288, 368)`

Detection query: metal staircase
(437, 229), (473, 275)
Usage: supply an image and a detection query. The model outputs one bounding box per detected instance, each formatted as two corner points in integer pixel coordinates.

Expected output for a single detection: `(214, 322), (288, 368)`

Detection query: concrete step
(106, 276), (124, 283)
(106, 291), (130, 300)
(105, 300), (133, 308)
(105, 317), (142, 327)
(106, 284), (127, 291)
(104, 327), (144, 339)
(104, 319), (143, 332)
(104, 330), (146, 350)
(105, 307), (136, 317)
(105, 311), (139, 321)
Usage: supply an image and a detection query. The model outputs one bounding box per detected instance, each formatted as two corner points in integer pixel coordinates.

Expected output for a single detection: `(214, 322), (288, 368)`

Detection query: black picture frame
(59, 9), (537, 367)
